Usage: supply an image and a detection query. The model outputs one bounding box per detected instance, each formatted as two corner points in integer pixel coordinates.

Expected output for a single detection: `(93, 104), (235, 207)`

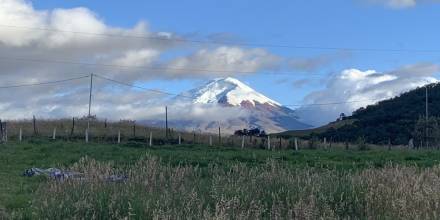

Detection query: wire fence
(0, 117), (310, 150)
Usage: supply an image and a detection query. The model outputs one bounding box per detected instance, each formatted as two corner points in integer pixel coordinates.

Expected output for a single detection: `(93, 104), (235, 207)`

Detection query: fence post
(85, 129), (89, 143)
(133, 124), (136, 138)
(241, 135), (245, 149)
(4, 126), (7, 143)
(267, 136), (271, 150)
(193, 131), (196, 144)
(218, 126), (221, 146)
(178, 134), (181, 145)
(33, 115), (37, 135)
(19, 128), (22, 142)
(70, 117), (75, 136)
(117, 130), (121, 144)
(323, 137), (327, 149)
(209, 135), (213, 146)
(149, 132), (153, 147)
(0, 119), (3, 143)
(294, 138), (298, 151)
(52, 128), (57, 140)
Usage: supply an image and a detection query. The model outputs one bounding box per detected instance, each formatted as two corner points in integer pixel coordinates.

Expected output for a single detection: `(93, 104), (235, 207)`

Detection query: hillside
(277, 119), (356, 138)
(280, 83), (440, 145)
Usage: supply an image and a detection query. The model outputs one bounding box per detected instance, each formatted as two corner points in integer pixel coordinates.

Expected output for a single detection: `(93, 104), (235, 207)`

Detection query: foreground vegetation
(2, 139), (440, 219)
(30, 157), (440, 219)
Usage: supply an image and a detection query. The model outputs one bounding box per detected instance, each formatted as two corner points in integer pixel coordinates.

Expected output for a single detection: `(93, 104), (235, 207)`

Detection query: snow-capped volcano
(184, 77), (281, 107)
(162, 77), (311, 133)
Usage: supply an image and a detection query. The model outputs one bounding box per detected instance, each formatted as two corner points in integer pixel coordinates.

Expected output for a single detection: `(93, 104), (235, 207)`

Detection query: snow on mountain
(182, 77), (281, 107)
(161, 77), (312, 134)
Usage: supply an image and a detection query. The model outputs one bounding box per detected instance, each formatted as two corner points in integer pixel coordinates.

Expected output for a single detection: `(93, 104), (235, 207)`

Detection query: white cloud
(165, 46), (281, 78)
(0, 0), (46, 46)
(47, 7), (107, 47)
(0, 0), (282, 121)
(111, 49), (160, 66)
(367, 0), (440, 8)
(296, 64), (439, 126)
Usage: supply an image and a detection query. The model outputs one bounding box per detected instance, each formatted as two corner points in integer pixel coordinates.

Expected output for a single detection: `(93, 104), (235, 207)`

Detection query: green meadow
(2, 139), (440, 219)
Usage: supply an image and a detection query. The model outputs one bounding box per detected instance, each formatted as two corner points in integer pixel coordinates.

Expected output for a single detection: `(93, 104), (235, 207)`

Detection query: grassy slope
(276, 119), (355, 138)
(2, 139), (440, 216)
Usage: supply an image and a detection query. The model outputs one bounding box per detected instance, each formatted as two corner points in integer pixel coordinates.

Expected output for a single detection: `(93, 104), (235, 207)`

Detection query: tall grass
(27, 156), (440, 219)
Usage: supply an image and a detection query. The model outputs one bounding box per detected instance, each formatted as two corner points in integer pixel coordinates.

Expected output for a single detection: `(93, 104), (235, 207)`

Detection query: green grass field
(2, 139), (440, 219)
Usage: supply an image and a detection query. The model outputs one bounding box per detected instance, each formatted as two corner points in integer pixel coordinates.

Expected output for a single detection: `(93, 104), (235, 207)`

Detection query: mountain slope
(181, 77), (280, 107)
(167, 77), (311, 133)
(280, 83), (440, 145)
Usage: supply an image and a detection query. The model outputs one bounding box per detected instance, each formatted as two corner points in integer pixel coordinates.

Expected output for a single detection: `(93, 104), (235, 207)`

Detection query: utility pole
(165, 106), (168, 140)
(88, 73), (93, 131)
(218, 124), (221, 145)
(426, 86), (429, 148)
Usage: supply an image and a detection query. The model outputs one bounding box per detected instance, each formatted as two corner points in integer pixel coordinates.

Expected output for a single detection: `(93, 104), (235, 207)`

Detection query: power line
(95, 74), (388, 106)
(94, 74), (193, 99)
(0, 75), (89, 89)
(284, 99), (383, 107)
(0, 72), (386, 107)
(96, 73), (386, 106)
(0, 56), (327, 77)
(1, 24), (439, 53)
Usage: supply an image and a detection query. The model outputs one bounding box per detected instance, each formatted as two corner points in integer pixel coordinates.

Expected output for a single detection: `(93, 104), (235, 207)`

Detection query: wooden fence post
(70, 117), (75, 136)
(149, 132), (153, 147)
(85, 129), (89, 143)
(33, 115), (37, 135)
(178, 134), (181, 145)
(133, 124), (136, 137)
(209, 135), (212, 146)
(5, 122), (8, 143)
(218, 126), (221, 146)
(241, 135), (245, 149)
(117, 130), (121, 144)
(19, 128), (22, 142)
(193, 131), (196, 144)
(52, 128), (57, 140)
(294, 138), (298, 151)
(0, 119), (3, 143)
(267, 136), (271, 150)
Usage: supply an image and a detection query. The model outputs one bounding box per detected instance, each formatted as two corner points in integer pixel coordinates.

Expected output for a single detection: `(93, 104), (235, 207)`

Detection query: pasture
(1, 139), (440, 219)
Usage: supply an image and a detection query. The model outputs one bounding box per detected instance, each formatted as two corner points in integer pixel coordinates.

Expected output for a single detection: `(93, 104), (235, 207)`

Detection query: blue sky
(28, 0), (440, 106)
(1, 0), (439, 125)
